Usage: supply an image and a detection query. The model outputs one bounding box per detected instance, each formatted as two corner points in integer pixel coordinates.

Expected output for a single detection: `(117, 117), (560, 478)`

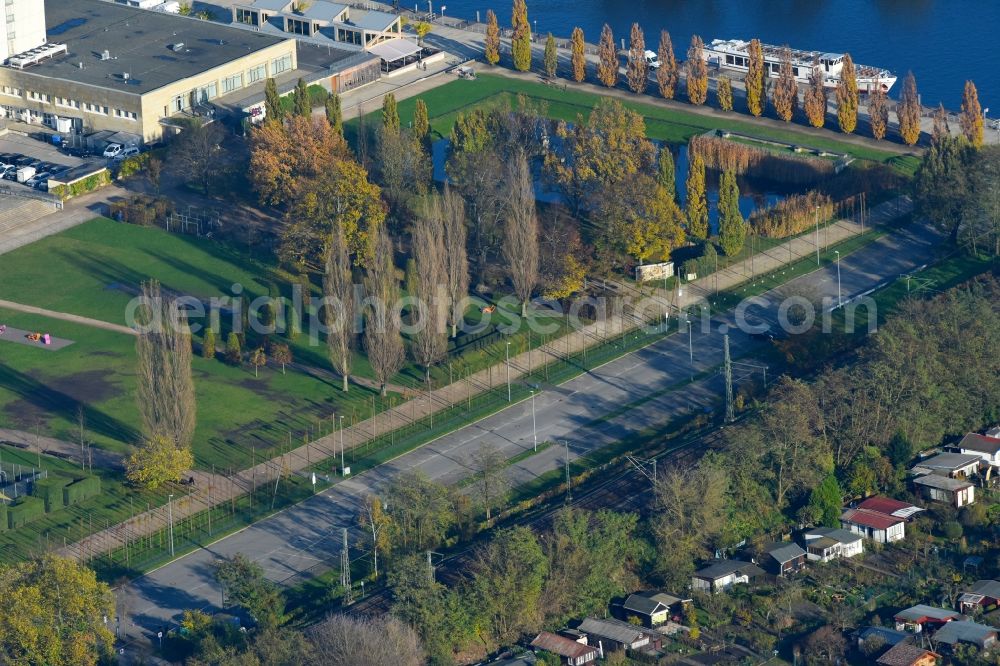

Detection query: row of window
(724, 54), (801, 77)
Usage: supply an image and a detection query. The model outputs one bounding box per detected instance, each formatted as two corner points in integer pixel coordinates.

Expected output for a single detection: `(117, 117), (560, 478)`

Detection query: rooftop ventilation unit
(101, 49), (110, 60)
(170, 42), (185, 52)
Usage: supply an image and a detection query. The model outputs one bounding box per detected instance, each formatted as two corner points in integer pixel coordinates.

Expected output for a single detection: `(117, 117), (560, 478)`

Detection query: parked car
(48, 164), (69, 174)
(102, 143), (123, 158)
(0, 165), (15, 180)
(644, 49), (662, 69)
(26, 172), (50, 188)
(113, 146), (140, 161)
(13, 155), (33, 167)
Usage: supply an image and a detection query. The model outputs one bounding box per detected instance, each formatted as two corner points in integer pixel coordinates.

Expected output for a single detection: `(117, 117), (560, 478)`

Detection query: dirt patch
(1, 367), (123, 431)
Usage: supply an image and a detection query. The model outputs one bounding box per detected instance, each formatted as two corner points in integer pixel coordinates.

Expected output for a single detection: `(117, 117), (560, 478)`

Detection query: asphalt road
(121, 220), (942, 637)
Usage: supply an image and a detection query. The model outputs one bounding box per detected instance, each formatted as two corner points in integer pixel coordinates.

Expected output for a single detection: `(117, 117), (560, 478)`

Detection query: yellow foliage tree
(656, 30), (678, 100)
(626, 23), (648, 94)
(570, 27), (586, 82)
(597, 24), (618, 88)
(686, 35), (708, 105)
(0, 556), (115, 666)
(717, 76), (733, 111)
(959, 80), (984, 148)
(744, 38), (765, 117)
(484, 9), (500, 65)
(249, 115), (348, 206)
(868, 84), (889, 140)
(772, 47), (797, 122)
(803, 58), (827, 128)
(836, 53), (858, 134)
(126, 434), (194, 489)
(897, 71), (921, 146)
(685, 152), (709, 239)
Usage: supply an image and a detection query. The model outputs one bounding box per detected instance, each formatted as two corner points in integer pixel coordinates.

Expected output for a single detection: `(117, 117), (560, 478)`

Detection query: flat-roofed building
(232, 0), (403, 50)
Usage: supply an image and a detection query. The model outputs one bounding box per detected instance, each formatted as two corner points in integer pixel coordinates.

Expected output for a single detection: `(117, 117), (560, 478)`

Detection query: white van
(114, 146), (141, 161)
(644, 49), (661, 69)
(103, 143), (123, 158)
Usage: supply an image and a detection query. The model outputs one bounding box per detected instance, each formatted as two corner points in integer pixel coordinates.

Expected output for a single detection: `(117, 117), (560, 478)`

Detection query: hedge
(7, 496), (45, 528)
(49, 169), (111, 201)
(31, 475), (74, 512)
(63, 475), (101, 506)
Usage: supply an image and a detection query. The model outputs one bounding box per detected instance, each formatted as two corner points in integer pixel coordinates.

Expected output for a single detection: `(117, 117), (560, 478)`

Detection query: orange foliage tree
(686, 35), (708, 106)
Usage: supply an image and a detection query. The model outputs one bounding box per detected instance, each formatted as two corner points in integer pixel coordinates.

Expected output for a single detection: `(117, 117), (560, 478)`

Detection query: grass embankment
(347, 73), (918, 174)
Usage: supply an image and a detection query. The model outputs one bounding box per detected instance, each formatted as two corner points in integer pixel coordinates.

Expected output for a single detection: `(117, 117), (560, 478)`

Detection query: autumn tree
(382, 93), (399, 133)
(932, 103), (950, 144)
(250, 115), (347, 207)
(656, 30), (678, 99)
(471, 526), (548, 645)
(412, 99), (430, 146)
(280, 156), (386, 271)
(308, 615), (425, 666)
(126, 434), (194, 489)
(264, 77), (283, 123)
(410, 196), (449, 384)
(324, 227), (355, 392)
(293, 77), (310, 117)
(803, 57), (827, 128)
(658, 146), (676, 202)
(626, 23), (647, 94)
(543, 33), (558, 79)
(836, 53), (858, 133)
(621, 177), (686, 265)
(685, 152), (709, 239)
(201, 327), (216, 359)
(0, 556), (115, 666)
(503, 153), (540, 315)
(225, 332), (241, 365)
(744, 38), (765, 117)
(772, 46), (797, 122)
(442, 184), (469, 337)
(897, 71), (921, 146)
(358, 496), (392, 580)
(717, 76), (733, 111)
(375, 125), (432, 210)
(168, 121), (226, 195)
(718, 170), (746, 256)
(134, 280), (196, 447)
(216, 554), (284, 629)
(570, 27), (586, 82)
(470, 442), (511, 521)
(960, 80), (984, 147)
(484, 9), (501, 65)
(250, 347), (267, 377)
(538, 210), (588, 299)
(384, 470), (455, 552)
(686, 35), (708, 105)
(270, 342), (292, 375)
(597, 24), (618, 88)
(363, 228), (405, 396)
(325, 92), (343, 136)
(868, 83), (889, 140)
(511, 0), (531, 72)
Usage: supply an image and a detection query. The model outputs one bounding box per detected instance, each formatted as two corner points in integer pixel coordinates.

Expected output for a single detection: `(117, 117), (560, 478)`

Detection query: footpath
(53, 195), (909, 564)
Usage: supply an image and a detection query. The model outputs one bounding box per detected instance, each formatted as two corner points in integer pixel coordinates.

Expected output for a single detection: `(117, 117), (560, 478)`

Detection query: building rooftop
(956, 432), (1000, 455)
(763, 542), (806, 563)
(529, 632), (596, 660)
(623, 591), (686, 616)
(842, 508), (904, 530)
(248, 0), (292, 11)
(894, 605), (961, 623)
(21, 0), (291, 95)
(298, 1), (348, 21)
(911, 452), (982, 473)
(932, 620), (997, 646)
(578, 618), (649, 647)
(804, 527), (864, 545)
(339, 8), (399, 31)
(912, 475), (973, 491)
(969, 579), (1000, 599)
(877, 642), (937, 666)
(694, 559), (764, 580)
(857, 626), (911, 647)
(857, 496), (924, 519)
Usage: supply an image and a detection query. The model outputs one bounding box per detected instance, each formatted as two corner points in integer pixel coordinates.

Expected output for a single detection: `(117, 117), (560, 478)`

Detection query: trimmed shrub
(63, 475), (101, 507)
(8, 496), (45, 528)
(31, 475), (74, 512)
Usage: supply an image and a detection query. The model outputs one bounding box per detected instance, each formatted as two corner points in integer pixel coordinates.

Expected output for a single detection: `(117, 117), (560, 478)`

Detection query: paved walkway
(54, 196), (906, 563)
(0, 298), (136, 335)
(0, 428), (123, 471)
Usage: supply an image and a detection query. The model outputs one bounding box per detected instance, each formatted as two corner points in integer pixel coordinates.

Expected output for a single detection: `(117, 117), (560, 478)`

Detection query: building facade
(232, 0), (402, 50)
(0, 0), (48, 62)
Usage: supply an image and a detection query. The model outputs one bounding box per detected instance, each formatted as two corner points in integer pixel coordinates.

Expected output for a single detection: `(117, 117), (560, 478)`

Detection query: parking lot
(0, 133), (87, 193)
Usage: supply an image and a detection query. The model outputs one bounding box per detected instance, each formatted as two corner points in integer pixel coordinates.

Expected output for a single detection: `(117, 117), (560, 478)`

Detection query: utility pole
(339, 415), (346, 474)
(505, 340), (511, 402)
(563, 440), (571, 503)
(340, 527), (353, 604)
(815, 206), (820, 266)
(686, 317), (693, 379)
(724, 334), (734, 422)
(835, 250), (842, 307)
(167, 494), (175, 557)
(530, 389), (538, 451)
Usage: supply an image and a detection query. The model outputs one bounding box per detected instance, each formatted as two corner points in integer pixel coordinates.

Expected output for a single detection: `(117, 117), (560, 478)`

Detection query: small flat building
(802, 527), (864, 562)
(759, 542), (807, 577)
(894, 605), (961, 633)
(876, 642), (939, 666)
(621, 591), (689, 627)
(909, 452), (982, 478)
(931, 620), (998, 651)
(957, 579), (1000, 614)
(912, 474), (975, 507)
(529, 632), (598, 666)
(691, 560), (763, 594)
(841, 497), (923, 544)
(949, 431), (1000, 468)
(231, 0), (402, 50)
(578, 617), (658, 653)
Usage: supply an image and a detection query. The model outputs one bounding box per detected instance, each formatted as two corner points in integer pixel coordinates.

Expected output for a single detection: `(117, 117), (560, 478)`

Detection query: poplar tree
(264, 77), (283, 123)
(897, 71), (921, 146)
(597, 24), (618, 88)
(570, 27), (586, 82)
(382, 93), (399, 134)
(201, 327), (216, 360)
(484, 9), (501, 65)
(772, 46), (797, 122)
(718, 171), (747, 256)
(744, 39), (765, 117)
(685, 152), (709, 239)
(413, 98), (430, 145)
(686, 35), (708, 106)
(544, 33), (558, 79)
(931, 103), (950, 144)
(803, 57), (827, 128)
(325, 92), (343, 136)
(960, 80), (984, 148)
(868, 84), (889, 140)
(293, 78), (310, 117)
(511, 0), (532, 72)
(658, 146), (675, 203)
(836, 54), (858, 133)
(717, 76), (733, 111)
(656, 30), (678, 100)
(626, 23), (648, 94)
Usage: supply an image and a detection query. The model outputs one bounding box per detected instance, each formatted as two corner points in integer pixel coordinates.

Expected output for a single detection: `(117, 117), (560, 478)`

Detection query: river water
(434, 0), (999, 111)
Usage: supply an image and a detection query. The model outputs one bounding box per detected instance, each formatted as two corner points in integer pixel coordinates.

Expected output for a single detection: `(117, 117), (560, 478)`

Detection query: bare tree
(503, 153), (540, 315)
(470, 442), (511, 521)
(324, 223), (355, 392)
(307, 614), (425, 666)
(410, 196), (449, 384)
(134, 280), (196, 448)
(442, 184), (470, 338)
(363, 228), (405, 396)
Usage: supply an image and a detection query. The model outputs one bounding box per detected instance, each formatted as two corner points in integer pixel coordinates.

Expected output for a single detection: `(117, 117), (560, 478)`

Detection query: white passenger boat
(703, 38), (897, 93)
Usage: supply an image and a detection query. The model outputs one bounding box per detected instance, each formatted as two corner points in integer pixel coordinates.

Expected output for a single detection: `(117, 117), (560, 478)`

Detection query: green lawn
(348, 73), (913, 170)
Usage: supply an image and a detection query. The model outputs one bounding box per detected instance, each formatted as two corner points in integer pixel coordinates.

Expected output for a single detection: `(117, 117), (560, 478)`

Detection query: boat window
(726, 55), (734, 65)
(793, 66), (799, 76)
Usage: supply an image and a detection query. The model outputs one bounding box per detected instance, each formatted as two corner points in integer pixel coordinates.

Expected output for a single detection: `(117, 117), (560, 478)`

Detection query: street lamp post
(530, 389), (538, 451)
(835, 250), (842, 307)
(685, 318), (693, 380)
(167, 494), (175, 557)
(815, 206), (820, 266)
(339, 415), (345, 474)
(505, 340), (511, 402)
